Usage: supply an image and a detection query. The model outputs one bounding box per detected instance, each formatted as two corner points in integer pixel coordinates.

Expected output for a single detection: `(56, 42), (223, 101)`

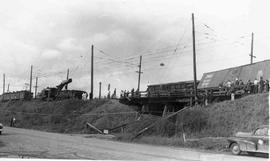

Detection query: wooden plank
(86, 122), (103, 134)
(132, 106), (189, 139)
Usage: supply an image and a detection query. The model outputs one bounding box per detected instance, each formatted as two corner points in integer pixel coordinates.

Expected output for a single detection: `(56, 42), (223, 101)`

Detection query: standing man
(254, 78), (259, 93)
(131, 88), (134, 97)
(10, 117), (13, 127)
(10, 116), (16, 127)
(246, 80), (251, 94)
(265, 80), (269, 92)
(259, 77), (264, 93)
(112, 88), (116, 98)
(12, 117), (16, 127)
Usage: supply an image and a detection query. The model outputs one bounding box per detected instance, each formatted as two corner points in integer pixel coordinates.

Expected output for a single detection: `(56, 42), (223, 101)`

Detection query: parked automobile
(0, 123), (3, 135)
(227, 125), (269, 155)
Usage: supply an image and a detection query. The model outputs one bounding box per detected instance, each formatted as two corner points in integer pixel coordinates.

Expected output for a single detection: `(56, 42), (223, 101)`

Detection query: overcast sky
(0, 0), (269, 97)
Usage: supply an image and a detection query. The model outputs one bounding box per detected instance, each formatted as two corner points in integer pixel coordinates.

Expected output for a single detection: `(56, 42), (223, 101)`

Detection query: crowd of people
(218, 76), (269, 94)
(120, 88), (140, 98)
(120, 77), (270, 101)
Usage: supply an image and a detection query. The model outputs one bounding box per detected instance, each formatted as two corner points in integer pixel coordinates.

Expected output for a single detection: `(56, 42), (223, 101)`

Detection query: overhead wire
(3, 15), (253, 92)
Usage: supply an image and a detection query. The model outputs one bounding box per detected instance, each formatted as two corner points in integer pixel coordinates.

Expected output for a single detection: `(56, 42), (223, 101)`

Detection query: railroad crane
(38, 78), (72, 101)
(38, 78), (84, 101)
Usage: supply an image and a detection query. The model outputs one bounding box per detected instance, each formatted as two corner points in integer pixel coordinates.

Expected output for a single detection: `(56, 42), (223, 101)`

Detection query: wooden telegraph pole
(90, 45), (94, 99)
(137, 56), (142, 92)
(29, 65), (33, 93)
(65, 68), (69, 90)
(192, 13), (198, 105)
(250, 32), (255, 64)
(107, 83), (111, 99)
(34, 77), (38, 99)
(99, 82), (101, 99)
(3, 74), (5, 94)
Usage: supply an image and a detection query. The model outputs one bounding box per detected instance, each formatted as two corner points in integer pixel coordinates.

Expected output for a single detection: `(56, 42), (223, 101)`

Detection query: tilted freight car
(0, 90), (33, 102)
(199, 59), (270, 89)
(198, 59), (270, 102)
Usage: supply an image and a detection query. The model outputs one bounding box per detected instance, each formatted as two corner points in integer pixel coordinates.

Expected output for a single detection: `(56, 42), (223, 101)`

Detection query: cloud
(41, 49), (62, 59)
(0, 0), (269, 96)
(57, 38), (84, 51)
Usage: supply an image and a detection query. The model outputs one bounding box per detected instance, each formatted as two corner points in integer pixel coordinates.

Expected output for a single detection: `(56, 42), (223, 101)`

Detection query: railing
(120, 83), (269, 101)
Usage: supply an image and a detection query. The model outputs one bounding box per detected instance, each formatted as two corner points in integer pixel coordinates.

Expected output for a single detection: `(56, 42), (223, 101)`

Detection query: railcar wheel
(231, 143), (241, 155)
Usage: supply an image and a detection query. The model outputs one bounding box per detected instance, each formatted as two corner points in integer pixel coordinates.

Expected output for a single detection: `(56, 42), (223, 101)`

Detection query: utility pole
(192, 13), (198, 105)
(65, 68), (69, 90)
(29, 65), (33, 93)
(90, 45), (94, 99)
(107, 83), (111, 99)
(249, 32), (255, 64)
(34, 77), (38, 99)
(136, 56), (143, 92)
(99, 82), (101, 99)
(7, 83), (9, 92)
(3, 74), (5, 94)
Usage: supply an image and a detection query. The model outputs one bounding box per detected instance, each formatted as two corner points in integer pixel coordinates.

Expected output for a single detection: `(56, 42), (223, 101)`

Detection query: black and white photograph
(0, 0), (269, 160)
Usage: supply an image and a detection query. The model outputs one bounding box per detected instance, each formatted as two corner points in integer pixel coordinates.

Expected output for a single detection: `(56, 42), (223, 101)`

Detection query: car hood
(235, 132), (252, 137)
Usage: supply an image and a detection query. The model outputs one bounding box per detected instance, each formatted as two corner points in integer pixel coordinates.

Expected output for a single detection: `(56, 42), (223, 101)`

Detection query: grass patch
(0, 141), (5, 148)
(115, 93), (268, 151)
(0, 99), (138, 134)
(0, 93), (268, 152)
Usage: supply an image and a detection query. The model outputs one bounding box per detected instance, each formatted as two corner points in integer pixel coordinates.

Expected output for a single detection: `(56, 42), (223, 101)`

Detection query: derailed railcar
(198, 59), (270, 102)
(198, 59), (270, 89)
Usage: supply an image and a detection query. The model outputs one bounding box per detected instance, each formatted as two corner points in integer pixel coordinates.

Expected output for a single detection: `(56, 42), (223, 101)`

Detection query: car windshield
(254, 127), (269, 136)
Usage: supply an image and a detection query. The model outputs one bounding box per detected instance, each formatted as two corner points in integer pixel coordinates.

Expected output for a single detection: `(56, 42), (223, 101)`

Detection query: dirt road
(0, 127), (267, 160)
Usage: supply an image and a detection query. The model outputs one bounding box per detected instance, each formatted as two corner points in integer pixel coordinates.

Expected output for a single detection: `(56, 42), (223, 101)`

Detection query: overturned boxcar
(198, 59), (270, 89)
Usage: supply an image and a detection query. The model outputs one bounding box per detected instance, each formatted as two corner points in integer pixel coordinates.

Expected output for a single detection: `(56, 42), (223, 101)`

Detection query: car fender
(228, 137), (256, 151)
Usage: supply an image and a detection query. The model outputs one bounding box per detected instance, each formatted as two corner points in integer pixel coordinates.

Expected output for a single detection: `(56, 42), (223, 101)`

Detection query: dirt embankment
(117, 93), (269, 139)
(178, 93), (269, 138)
(0, 93), (268, 151)
(0, 99), (138, 133)
(117, 93), (269, 152)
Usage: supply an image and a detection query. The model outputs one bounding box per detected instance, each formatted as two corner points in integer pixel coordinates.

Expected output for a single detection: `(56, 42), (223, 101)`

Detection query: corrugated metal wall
(198, 60), (270, 89)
